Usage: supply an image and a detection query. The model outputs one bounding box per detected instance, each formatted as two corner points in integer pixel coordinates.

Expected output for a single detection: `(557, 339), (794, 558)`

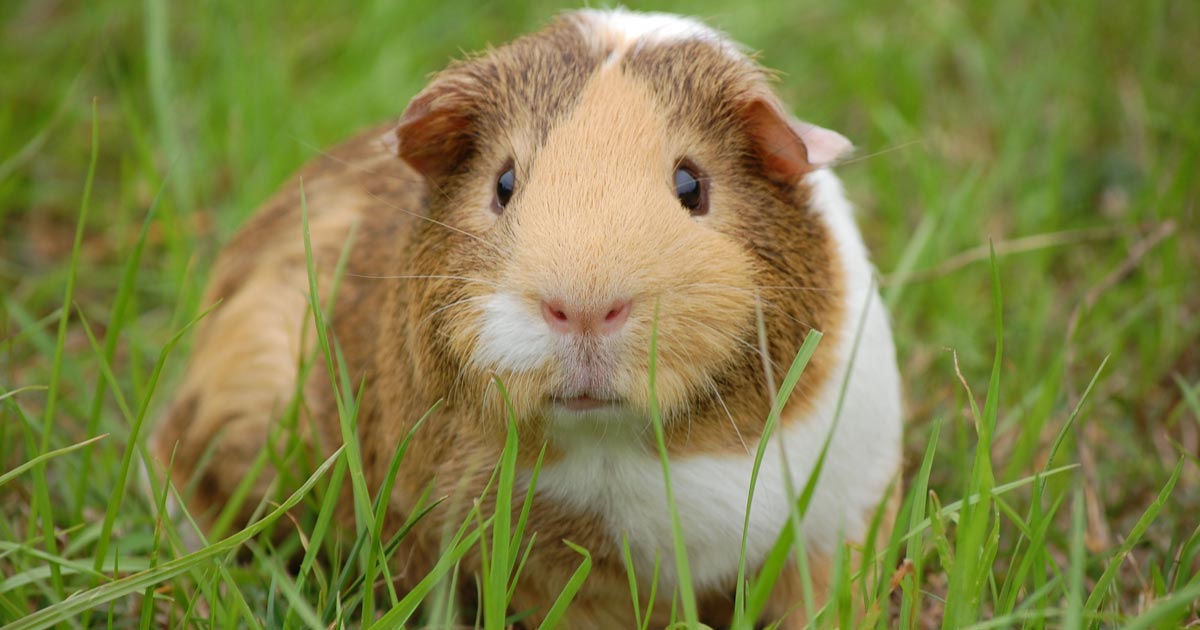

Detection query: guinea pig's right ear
(739, 96), (853, 185)
(384, 74), (481, 180)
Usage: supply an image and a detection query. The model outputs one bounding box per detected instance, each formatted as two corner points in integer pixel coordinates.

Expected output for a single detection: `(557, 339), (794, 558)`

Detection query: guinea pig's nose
(541, 299), (631, 336)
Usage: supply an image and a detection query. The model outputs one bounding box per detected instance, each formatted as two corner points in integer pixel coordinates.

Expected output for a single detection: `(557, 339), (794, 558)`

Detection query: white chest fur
(532, 171), (903, 591)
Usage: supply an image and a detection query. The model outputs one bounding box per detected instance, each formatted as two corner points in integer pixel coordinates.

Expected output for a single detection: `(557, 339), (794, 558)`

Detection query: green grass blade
(88, 301), (219, 575)
(1083, 459), (1183, 613)
(362, 399), (440, 611)
(1042, 356), (1109, 481)
(899, 416), (942, 629)
(1121, 580), (1200, 630)
(370, 512), (488, 629)
(899, 464), (1078, 541)
(646, 303), (698, 627)
(6, 446), (344, 630)
(0, 385), (47, 404)
(1063, 489), (1086, 630)
(537, 540), (593, 630)
(732, 330), (823, 626)
(748, 281), (882, 623)
(623, 532), (644, 630)
(942, 246), (1003, 627)
(299, 179), (373, 534)
(31, 97), (100, 600)
(0, 434), (107, 489)
(72, 170), (165, 520)
(486, 377), (519, 629)
(249, 544), (325, 630)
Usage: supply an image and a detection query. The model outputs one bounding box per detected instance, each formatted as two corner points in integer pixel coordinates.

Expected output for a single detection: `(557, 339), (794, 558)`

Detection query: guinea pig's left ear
(740, 97), (853, 185)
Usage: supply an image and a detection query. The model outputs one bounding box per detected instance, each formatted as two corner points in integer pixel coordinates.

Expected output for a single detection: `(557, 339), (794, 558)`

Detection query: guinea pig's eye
(674, 164), (707, 216)
(494, 166), (516, 214)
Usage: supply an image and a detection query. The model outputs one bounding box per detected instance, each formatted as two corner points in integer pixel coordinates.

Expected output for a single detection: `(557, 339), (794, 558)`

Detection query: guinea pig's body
(153, 9), (902, 628)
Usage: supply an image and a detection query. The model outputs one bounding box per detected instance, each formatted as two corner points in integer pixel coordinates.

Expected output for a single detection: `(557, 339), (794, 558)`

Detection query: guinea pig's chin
(544, 401), (643, 429)
(538, 372), (700, 445)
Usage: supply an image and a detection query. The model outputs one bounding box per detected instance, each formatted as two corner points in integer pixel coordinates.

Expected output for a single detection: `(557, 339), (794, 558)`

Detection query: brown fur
(152, 11), (891, 628)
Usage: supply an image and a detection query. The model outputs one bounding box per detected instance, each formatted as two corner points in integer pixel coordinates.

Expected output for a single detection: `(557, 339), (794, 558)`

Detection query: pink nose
(541, 299), (631, 336)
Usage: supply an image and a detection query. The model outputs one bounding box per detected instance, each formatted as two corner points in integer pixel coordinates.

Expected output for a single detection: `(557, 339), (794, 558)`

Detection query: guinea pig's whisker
(636, 418), (652, 441)
(707, 380), (748, 454)
(346, 273), (500, 289)
(836, 139), (925, 168)
(361, 188), (503, 255)
(290, 135), (460, 210)
(665, 285), (828, 327)
(666, 284), (822, 334)
(755, 285), (837, 293)
(290, 136), (413, 184)
(754, 299), (819, 332)
(682, 402), (694, 446)
(670, 313), (758, 354)
(673, 282), (836, 295)
(448, 342), (477, 401)
(421, 295), (489, 327)
(671, 314), (786, 374)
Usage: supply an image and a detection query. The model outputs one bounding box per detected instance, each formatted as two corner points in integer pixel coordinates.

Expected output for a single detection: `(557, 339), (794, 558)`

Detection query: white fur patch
(532, 169), (903, 590)
(474, 293), (555, 372)
(580, 8), (715, 43)
(576, 8), (740, 67)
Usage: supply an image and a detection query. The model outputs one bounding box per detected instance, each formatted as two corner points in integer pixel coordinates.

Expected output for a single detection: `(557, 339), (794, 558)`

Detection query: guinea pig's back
(151, 124), (422, 525)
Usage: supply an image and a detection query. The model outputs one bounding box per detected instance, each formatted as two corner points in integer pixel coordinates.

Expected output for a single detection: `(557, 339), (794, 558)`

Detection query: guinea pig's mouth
(550, 393), (623, 412)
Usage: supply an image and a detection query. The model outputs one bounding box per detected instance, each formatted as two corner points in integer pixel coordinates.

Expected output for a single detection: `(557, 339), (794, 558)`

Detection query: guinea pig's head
(390, 9), (851, 446)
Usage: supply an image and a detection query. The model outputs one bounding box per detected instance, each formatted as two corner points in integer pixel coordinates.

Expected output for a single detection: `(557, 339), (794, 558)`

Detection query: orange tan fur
(152, 9), (903, 628)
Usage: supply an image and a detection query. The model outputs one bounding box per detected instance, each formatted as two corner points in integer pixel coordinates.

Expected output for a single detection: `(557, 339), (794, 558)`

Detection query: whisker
(755, 285), (838, 293)
(449, 335), (478, 402)
(755, 296), (778, 403)
(670, 314), (787, 376)
(665, 284), (822, 335)
(346, 273), (500, 289)
(360, 187), (504, 256)
(683, 397), (694, 446)
(290, 133), (466, 209)
(837, 139), (925, 167)
(421, 295), (489, 327)
(670, 281), (836, 295)
(708, 378), (748, 454)
(289, 135), (504, 256)
(288, 135), (412, 184)
(672, 307), (801, 362)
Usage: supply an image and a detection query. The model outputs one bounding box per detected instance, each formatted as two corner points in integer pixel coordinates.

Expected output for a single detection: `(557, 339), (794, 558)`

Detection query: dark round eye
(494, 166), (516, 213)
(674, 165), (706, 216)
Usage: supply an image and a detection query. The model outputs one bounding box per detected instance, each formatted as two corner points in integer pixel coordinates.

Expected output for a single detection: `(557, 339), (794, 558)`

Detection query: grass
(1, 0), (1198, 627)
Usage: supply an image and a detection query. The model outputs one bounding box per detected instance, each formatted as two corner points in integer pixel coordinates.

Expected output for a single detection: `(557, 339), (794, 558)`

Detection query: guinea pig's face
(396, 11), (848, 441)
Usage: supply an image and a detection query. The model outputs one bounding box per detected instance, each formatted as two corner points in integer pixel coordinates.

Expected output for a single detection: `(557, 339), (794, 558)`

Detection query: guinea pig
(151, 8), (903, 628)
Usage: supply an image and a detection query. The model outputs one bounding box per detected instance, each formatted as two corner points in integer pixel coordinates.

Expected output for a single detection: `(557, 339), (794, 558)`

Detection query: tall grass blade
(6, 446), (344, 630)
(32, 98), (100, 599)
(538, 541), (593, 630)
(0, 435), (107, 488)
(1083, 459), (1183, 613)
(72, 171), (166, 519)
(732, 331), (823, 626)
(646, 304), (699, 627)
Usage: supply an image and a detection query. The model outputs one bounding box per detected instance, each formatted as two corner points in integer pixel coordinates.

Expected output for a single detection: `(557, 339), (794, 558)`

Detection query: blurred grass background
(1, 0), (1198, 626)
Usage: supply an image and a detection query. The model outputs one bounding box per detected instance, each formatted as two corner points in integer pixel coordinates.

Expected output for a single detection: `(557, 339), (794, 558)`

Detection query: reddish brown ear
(740, 97), (853, 185)
(384, 75), (480, 180)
